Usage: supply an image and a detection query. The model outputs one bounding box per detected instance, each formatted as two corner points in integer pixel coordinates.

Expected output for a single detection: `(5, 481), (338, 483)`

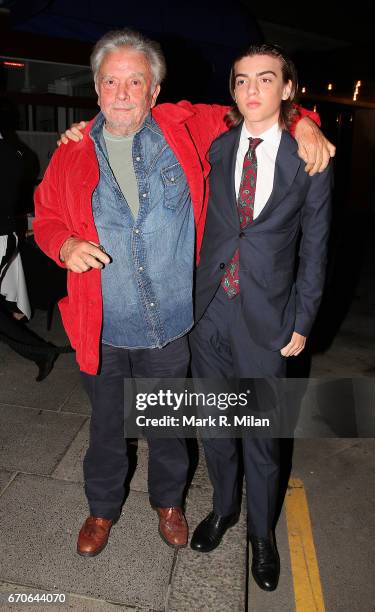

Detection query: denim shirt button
(142, 193), (147, 197)
(134, 228), (139, 234)
(139, 266), (144, 272)
(150, 302), (155, 307)
(136, 156), (141, 161)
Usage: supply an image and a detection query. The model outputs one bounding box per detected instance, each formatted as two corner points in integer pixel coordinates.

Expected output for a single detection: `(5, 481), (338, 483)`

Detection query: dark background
(0, 0), (374, 361)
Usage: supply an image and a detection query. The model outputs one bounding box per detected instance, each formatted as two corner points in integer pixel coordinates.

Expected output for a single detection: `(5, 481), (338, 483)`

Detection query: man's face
(233, 54), (292, 133)
(96, 47), (160, 136)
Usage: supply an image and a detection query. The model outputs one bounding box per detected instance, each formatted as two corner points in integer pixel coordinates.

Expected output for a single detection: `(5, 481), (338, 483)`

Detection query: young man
(189, 44), (332, 592)
(37, 29), (333, 560)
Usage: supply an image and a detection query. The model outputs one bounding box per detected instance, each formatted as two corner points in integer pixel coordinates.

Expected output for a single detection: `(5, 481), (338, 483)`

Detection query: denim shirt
(90, 112), (194, 348)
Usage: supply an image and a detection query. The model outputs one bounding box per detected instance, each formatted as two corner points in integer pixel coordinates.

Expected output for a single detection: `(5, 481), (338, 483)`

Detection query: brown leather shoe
(77, 516), (114, 557)
(155, 507), (188, 548)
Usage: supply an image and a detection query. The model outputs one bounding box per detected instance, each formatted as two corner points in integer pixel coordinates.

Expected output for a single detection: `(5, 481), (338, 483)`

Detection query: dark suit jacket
(194, 123), (333, 351)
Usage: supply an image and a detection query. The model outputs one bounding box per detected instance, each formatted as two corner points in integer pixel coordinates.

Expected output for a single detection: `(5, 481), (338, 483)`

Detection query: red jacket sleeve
(289, 104), (321, 137)
(33, 148), (79, 267)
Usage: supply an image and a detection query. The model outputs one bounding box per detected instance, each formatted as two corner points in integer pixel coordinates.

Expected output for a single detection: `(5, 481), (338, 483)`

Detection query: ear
(151, 84), (161, 108)
(282, 79), (292, 100)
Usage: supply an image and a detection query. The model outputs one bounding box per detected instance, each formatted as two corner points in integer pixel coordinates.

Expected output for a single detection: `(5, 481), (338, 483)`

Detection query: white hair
(91, 28), (166, 88)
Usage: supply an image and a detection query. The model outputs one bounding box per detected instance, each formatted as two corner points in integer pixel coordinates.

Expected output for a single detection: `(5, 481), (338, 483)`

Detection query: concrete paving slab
(136, 438), (148, 451)
(51, 420), (89, 482)
(53, 431), (210, 497)
(293, 439), (375, 612)
(0, 363), (80, 411)
(247, 511), (295, 612)
(310, 342), (374, 377)
(61, 383), (91, 415)
(128, 441), (212, 496)
(52, 424), (149, 495)
(0, 474), (174, 609)
(0, 582), (143, 611)
(0, 405), (86, 474)
(0, 469), (16, 495)
(167, 486), (247, 611)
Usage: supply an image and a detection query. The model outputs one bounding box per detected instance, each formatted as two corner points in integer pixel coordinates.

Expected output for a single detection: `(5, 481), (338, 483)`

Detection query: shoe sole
(190, 515), (239, 553)
(76, 540), (108, 558)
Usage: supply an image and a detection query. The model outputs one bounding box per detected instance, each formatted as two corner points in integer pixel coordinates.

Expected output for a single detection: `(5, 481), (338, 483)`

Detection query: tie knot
(248, 137), (263, 151)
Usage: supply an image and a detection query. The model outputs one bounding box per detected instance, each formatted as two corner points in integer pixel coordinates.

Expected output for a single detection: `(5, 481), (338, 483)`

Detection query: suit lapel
(220, 123), (242, 215)
(252, 130), (301, 224)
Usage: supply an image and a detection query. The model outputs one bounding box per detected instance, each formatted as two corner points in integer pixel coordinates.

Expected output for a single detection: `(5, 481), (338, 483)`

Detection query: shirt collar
(240, 121), (282, 147)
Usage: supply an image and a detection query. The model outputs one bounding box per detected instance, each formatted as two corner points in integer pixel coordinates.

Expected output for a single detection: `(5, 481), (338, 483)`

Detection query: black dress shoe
(35, 345), (73, 382)
(250, 533), (280, 591)
(35, 352), (57, 382)
(190, 511), (238, 552)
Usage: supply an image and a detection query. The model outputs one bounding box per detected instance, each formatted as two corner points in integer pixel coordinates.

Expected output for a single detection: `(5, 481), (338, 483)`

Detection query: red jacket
(34, 101), (319, 374)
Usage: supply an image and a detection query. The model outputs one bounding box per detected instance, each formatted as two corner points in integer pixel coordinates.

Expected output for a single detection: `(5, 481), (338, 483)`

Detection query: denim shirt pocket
(161, 162), (186, 210)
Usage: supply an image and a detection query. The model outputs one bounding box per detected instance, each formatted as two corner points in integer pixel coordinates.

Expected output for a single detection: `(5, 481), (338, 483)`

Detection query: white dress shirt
(235, 121), (282, 219)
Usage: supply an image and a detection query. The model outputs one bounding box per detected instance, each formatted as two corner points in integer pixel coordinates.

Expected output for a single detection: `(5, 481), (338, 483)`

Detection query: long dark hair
(225, 43), (299, 129)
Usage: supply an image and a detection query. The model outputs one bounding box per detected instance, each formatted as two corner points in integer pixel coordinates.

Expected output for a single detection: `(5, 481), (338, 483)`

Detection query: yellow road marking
(285, 477), (325, 612)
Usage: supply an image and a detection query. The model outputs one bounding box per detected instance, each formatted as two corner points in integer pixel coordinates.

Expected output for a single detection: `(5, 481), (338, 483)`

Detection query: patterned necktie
(221, 136), (263, 298)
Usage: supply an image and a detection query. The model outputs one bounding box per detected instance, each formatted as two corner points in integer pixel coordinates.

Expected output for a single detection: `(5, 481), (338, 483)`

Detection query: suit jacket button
(239, 231), (245, 238)
(219, 263), (225, 269)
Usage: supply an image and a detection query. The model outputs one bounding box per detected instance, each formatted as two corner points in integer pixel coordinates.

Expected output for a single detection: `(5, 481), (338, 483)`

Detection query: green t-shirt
(103, 126), (140, 219)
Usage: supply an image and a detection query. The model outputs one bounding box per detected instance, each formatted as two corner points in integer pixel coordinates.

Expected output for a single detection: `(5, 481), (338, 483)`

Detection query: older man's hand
(57, 121), (87, 146)
(60, 237), (110, 272)
(294, 116), (336, 176)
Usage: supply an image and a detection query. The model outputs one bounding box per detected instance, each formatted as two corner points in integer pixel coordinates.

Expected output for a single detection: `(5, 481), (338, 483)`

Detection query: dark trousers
(81, 337), (190, 519)
(190, 287), (286, 537)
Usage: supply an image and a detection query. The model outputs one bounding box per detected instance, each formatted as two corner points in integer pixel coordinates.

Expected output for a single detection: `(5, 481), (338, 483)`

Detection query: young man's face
(233, 54), (292, 133)
(96, 47), (160, 136)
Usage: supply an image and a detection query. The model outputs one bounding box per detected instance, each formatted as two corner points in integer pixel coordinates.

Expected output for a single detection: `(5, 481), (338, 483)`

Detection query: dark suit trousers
(190, 286), (286, 537)
(81, 338), (190, 519)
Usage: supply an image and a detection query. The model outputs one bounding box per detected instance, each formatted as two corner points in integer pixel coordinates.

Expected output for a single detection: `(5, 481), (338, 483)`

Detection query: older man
(34, 28), (334, 557)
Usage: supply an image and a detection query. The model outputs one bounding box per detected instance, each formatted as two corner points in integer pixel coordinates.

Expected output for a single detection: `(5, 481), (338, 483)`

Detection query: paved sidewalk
(1, 221), (374, 612)
(0, 310), (247, 611)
